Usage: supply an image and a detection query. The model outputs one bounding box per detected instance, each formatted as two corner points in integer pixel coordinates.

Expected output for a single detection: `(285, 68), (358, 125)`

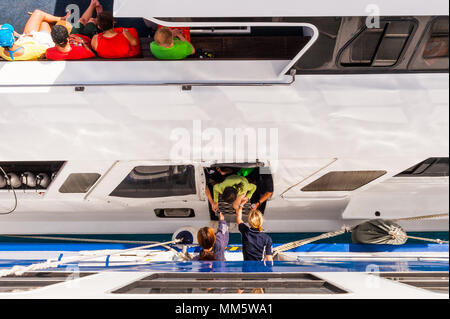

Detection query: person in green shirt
(150, 27), (195, 60)
(211, 175), (257, 213)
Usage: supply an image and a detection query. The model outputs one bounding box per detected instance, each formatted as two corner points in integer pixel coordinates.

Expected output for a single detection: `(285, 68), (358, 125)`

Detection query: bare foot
(61, 11), (71, 21)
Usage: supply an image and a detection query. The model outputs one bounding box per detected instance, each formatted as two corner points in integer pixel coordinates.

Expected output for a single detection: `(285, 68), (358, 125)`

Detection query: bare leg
(39, 21), (51, 33)
(24, 9), (68, 34)
(79, 0), (97, 25)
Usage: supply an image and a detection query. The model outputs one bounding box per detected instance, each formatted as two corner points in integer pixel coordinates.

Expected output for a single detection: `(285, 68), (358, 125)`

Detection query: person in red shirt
(91, 12), (140, 59)
(46, 25), (95, 60)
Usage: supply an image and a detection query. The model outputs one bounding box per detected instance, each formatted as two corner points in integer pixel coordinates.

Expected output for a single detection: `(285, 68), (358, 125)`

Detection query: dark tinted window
(0, 272), (94, 293)
(423, 17), (449, 59)
(0, 161), (64, 190)
(113, 273), (347, 294)
(340, 21), (414, 67)
(59, 173), (101, 193)
(395, 158), (449, 177)
(301, 171), (387, 191)
(110, 165), (196, 198)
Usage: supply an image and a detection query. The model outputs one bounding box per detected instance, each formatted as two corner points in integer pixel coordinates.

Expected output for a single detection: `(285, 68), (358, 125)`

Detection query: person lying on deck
(69, 0), (103, 40)
(150, 27), (195, 60)
(212, 175), (257, 213)
(46, 25), (95, 60)
(0, 10), (69, 61)
(91, 11), (140, 59)
(193, 212), (229, 261)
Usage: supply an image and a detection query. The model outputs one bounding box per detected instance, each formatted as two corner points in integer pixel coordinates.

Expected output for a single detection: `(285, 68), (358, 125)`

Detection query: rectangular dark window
(0, 272), (93, 293)
(340, 21), (414, 67)
(155, 208), (195, 218)
(0, 161), (64, 190)
(395, 158), (449, 177)
(112, 273), (347, 294)
(301, 171), (387, 192)
(379, 272), (448, 294)
(423, 17), (449, 59)
(59, 173), (101, 193)
(110, 165), (196, 198)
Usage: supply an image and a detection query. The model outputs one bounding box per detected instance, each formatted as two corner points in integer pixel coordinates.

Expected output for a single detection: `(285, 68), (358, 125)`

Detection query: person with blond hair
(236, 207), (273, 261)
(150, 27), (195, 60)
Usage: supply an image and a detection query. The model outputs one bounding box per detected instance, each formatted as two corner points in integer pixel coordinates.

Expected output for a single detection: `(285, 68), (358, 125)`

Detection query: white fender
(21, 172), (37, 188)
(6, 173), (21, 188)
(36, 173), (50, 188)
(0, 174), (6, 188)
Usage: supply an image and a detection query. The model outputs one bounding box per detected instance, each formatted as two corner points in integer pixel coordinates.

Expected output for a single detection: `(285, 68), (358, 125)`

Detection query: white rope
(392, 213), (449, 222)
(406, 235), (449, 244)
(273, 226), (351, 256)
(0, 239), (182, 278)
(273, 214), (450, 256)
(0, 166), (18, 215)
(0, 235), (189, 260)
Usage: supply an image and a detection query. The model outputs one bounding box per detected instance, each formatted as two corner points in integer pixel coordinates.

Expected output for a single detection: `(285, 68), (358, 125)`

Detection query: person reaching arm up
(236, 208), (273, 262)
(195, 212), (229, 261)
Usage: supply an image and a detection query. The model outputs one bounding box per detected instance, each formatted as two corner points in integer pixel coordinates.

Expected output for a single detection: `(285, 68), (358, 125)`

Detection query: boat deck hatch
(379, 272), (449, 294)
(112, 273), (347, 294)
(0, 272), (94, 293)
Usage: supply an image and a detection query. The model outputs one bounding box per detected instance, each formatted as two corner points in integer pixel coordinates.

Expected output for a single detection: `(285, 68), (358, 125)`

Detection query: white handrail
(148, 17), (320, 79)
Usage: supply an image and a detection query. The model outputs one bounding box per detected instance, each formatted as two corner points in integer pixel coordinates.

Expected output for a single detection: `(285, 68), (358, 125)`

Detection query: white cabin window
(109, 165), (196, 198)
(301, 171), (387, 192)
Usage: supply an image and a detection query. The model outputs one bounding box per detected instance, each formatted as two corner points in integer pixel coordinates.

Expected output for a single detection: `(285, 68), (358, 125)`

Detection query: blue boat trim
(0, 242), (447, 253)
(0, 260), (447, 273)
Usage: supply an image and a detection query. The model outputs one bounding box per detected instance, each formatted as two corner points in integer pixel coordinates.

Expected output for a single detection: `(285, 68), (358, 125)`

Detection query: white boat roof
(114, 0), (449, 18)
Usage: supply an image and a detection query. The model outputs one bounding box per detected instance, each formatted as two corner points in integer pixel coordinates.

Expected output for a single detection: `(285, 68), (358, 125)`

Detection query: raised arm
(236, 206), (244, 225)
(216, 212), (229, 246)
